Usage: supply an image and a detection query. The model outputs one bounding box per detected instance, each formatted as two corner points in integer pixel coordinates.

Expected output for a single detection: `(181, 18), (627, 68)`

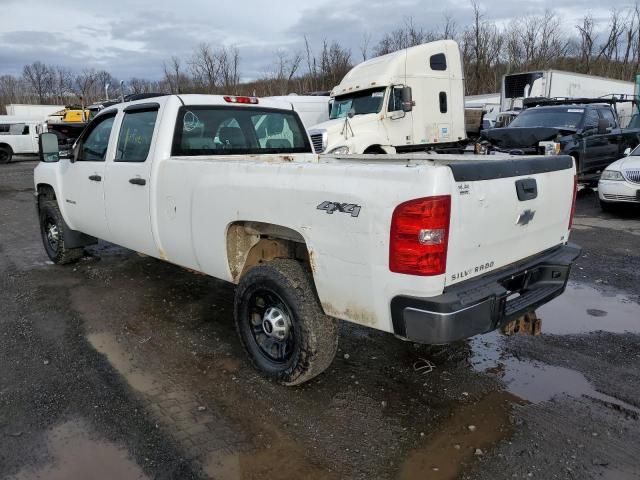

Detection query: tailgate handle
(516, 178), (537, 201)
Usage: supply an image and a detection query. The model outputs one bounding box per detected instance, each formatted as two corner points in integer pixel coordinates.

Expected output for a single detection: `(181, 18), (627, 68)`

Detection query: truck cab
(308, 40), (466, 154)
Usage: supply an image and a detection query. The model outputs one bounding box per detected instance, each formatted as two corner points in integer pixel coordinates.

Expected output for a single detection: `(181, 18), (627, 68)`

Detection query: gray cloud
(0, 0), (637, 82)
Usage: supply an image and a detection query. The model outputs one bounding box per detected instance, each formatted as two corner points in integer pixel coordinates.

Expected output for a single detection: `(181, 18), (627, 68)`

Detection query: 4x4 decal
(317, 201), (361, 218)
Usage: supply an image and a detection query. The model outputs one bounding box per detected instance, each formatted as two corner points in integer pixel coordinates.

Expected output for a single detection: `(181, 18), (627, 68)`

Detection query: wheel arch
(363, 145), (386, 154)
(226, 221), (314, 284)
(36, 183), (58, 203)
(0, 142), (14, 152)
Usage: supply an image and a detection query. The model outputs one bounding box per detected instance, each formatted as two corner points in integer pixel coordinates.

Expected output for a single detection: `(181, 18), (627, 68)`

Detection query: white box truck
(501, 70), (635, 126)
(308, 40), (466, 154)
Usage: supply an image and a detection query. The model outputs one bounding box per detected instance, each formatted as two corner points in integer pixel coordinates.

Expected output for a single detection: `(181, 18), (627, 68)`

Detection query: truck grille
(310, 133), (325, 153)
(624, 169), (640, 184)
(603, 193), (639, 202)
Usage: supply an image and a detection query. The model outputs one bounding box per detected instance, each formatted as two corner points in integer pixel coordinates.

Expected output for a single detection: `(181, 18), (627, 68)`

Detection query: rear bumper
(391, 243), (581, 344)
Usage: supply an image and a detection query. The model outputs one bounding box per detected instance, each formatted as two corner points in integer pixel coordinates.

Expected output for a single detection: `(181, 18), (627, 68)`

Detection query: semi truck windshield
(330, 88), (386, 119)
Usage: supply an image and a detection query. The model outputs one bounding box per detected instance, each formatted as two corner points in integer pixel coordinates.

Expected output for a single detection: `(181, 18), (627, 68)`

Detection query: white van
(0, 118), (44, 163)
(308, 40), (466, 154)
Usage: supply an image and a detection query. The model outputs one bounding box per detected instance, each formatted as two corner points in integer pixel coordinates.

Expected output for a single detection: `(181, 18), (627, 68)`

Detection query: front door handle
(88, 175), (102, 182)
(129, 178), (146, 186)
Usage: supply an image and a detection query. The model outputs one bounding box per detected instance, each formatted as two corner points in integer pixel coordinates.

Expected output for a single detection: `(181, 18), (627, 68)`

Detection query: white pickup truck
(34, 94), (580, 385)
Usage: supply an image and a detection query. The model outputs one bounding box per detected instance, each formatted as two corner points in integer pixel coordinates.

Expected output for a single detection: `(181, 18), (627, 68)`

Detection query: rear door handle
(129, 178), (146, 186)
(88, 175), (102, 182)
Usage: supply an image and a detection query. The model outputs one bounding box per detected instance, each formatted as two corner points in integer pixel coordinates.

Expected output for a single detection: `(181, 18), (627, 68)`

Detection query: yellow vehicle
(49, 106), (89, 124)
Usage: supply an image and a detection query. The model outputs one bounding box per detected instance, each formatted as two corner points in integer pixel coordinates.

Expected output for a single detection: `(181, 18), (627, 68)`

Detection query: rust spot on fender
(158, 249), (168, 260)
(308, 248), (318, 274)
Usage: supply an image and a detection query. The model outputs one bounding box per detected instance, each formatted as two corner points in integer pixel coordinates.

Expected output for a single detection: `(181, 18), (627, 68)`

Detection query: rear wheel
(0, 146), (12, 164)
(38, 199), (84, 264)
(234, 259), (339, 385)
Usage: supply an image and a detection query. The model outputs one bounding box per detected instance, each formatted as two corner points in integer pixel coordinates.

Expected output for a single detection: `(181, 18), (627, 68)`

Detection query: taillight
(569, 175), (577, 229)
(390, 195), (451, 276)
(223, 96), (258, 104)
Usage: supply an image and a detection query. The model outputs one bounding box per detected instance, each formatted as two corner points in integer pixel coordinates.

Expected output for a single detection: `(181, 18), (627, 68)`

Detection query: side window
(583, 110), (599, 130)
(439, 92), (448, 113)
(0, 124), (9, 134)
(22, 125), (30, 135)
(115, 109), (158, 162)
(599, 109), (617, 129)
(430, 53), (447, 71)
(76, 114), (116, 162)
(388, 87), (404, 112)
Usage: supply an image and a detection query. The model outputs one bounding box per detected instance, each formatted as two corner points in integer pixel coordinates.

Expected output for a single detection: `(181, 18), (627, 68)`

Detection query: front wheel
(39, 200), (84, 264)
(0, 146), (12, 164)
(234, 259), (339, 385)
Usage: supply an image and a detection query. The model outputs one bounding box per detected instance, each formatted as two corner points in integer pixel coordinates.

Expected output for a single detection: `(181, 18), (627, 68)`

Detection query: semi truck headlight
(600, 170), (624, 181)
(328, 146), (350, 155)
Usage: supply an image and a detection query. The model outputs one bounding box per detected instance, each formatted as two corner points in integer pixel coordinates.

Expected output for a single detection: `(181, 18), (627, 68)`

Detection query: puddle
(471, 333), (640, 415)
(87, 332), (158, 393)
(9, 419), (148, 480)
(537, 282), (640, 335)
(398, 390), (523, 480)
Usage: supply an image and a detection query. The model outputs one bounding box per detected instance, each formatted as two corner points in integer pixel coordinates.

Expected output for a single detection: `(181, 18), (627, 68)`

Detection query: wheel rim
(246, 289), (295, 363)
(43, 216), (60, 252)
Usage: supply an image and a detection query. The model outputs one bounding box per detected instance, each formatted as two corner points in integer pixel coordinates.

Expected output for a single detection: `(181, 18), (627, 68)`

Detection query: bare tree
(359, 32), (372, 61)
(22, 62), (53, 104)
(74, 69), (97, 108)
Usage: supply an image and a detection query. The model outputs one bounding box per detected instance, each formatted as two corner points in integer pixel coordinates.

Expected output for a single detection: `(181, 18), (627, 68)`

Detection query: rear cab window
(172, 106), (312, 156)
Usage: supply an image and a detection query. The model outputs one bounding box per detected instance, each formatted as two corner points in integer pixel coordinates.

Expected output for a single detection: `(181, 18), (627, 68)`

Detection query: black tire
(234, 259), (339, 386)
(0, 146), (12, 164)
(38, 199), (84, 264)
(599, 199), (618, 213)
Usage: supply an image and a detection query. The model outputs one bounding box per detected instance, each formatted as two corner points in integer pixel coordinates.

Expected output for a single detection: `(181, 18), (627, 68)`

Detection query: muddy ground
(1, 160), (639, 480)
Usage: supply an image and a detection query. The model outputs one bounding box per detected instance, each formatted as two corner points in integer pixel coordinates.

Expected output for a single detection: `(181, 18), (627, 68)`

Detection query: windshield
(330, 88), (386, 120)
(508, 109), (583, 130)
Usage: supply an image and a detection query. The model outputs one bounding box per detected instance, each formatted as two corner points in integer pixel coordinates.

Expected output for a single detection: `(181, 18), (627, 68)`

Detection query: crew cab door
(104, 103), (160, 256)
(60, 112), (116, 239)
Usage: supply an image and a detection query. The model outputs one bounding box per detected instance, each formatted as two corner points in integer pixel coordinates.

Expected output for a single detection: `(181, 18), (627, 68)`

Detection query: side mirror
(38, 133), (60, 163)
(401, 86), (414, 112)
(597, 119), (609, 135)
(624, 147), (632, 156)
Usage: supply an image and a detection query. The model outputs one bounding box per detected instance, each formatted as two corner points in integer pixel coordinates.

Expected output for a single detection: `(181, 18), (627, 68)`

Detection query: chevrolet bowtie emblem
(517, 209), (536, 226)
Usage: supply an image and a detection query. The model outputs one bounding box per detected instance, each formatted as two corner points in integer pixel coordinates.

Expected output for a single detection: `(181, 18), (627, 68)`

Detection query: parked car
(0, 119), (44, 163)
(598, 147), (640, 211)
(34, 94), (580, 385)
(480, 101), (640, 183)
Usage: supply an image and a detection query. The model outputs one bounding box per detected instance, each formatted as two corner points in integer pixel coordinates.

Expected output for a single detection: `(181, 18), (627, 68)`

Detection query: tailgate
(444, 156), (575, 286)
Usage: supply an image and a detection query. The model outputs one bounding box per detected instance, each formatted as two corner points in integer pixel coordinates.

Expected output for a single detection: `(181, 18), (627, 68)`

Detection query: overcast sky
(0, 0), (635, 81)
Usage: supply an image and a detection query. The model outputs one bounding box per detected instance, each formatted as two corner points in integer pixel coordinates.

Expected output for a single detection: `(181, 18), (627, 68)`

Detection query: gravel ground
(1, 159), (639, 480)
